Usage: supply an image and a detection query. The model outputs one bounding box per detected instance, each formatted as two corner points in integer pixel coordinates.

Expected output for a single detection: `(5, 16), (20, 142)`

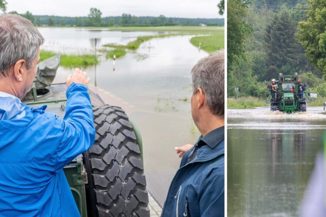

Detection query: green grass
(106, 48), (127, 59)
(104, 28), (224, 59)
(40, 50), (98, 68)
(190, 32), (224, 53)
(40, 50), (56, 61)
(228, 97), (267, 109)
(104, 33), (179, 59)
(61, 54), (98, 68)
(307, 97), (326, 107)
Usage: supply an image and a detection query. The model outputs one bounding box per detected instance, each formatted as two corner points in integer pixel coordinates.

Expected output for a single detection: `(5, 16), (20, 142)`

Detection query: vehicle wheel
(300, 103), (306, 112)
(271, 105), (278, 111)
(83, 105), (150, 217)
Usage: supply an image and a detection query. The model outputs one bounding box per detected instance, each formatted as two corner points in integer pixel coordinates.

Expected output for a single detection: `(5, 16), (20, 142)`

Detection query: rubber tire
(300, 103), (306, 112)
(83, 105), (150, 217)
(271, 104), (278, 111)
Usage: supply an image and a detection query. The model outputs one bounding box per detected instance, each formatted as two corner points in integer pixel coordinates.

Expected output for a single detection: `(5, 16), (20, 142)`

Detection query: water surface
(228, 110), (325, 217)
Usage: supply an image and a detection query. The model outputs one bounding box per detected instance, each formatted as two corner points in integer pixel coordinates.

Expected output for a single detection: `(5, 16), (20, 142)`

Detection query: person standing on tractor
(271, 78), (278, 101)
(298, 79), (305, 99)
(0, 14), (95, 216)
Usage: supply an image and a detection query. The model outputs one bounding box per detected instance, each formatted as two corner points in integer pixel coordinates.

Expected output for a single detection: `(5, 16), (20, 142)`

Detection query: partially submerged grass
(40, 50), (98, 68)
(106, 48), (127, 59)
(228, 97), (267, 109)
(61, 54), (98, 68)
(40, 50), (56, 61)
(104, 26), (224, 59)
(104, 33), (179, 59)
(190, 32), (224, 53)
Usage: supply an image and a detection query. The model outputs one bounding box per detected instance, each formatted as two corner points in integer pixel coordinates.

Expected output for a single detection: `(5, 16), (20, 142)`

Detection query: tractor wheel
(271, 105), (278, 111)
(83, 105), (150, 217)
(300, 103), (306, 112)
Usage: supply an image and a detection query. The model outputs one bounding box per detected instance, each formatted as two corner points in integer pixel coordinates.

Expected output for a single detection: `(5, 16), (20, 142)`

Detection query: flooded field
(228, 108), (325, 217)
(41, 27), (209, 205)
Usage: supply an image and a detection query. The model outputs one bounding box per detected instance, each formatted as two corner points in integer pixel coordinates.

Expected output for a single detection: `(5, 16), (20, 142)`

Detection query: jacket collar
(199, 126), (224, 149)
(0, 91), (26, 120)
(181, 126), (224, 167)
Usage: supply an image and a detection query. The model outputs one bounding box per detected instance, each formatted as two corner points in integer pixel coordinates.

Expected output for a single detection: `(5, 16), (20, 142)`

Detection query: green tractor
(269, 73), (306, 113)
(24, 55), (150, 217)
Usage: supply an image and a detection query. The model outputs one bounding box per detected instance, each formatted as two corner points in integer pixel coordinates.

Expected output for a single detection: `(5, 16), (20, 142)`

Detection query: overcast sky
(6, 0), (223, 18)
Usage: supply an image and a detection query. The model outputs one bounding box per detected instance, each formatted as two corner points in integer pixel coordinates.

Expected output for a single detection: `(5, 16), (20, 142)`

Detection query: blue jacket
(162, 127), (224, 217)
(0, 83), (95, 217)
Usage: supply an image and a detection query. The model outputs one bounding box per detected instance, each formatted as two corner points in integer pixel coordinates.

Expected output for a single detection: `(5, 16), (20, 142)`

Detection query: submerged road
(228, 107), (325, 217)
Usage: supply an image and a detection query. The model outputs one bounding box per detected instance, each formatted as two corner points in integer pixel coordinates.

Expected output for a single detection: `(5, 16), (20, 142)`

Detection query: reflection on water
(45, 28), (210, 205)
(228, 121), (323, 217)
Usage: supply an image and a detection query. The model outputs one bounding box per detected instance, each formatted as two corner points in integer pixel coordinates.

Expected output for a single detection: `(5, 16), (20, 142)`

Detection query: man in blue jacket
(0, 14), (95, 216)
(162, 51), (225, 217)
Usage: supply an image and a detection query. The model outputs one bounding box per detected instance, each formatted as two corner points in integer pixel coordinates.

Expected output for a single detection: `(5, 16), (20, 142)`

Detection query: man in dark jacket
(0, 14), (95, 216)
(162, 51), (225, 217)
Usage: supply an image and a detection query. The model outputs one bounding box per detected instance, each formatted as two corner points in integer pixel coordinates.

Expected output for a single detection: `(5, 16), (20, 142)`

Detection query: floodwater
(228, 108), (325, 217)
(40, 27), (210, 205)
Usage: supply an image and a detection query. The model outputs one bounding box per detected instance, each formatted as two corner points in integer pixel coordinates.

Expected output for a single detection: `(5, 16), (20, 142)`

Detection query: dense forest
(228, 0), (326, 98)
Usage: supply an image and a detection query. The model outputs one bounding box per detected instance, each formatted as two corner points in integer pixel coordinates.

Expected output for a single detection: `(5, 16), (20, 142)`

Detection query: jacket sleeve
(55, 83), (95, 170)
(199, 169), (224, 217)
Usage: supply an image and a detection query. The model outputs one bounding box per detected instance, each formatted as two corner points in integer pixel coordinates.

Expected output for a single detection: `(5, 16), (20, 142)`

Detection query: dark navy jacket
(162, 127), (224, 217)
(0, 83), (95, 217)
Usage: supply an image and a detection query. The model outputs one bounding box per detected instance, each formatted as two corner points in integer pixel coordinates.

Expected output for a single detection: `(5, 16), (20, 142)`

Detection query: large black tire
(271, 104), (278, 111)
(300, 103), (307, 112)
(83, 105), (150, 217)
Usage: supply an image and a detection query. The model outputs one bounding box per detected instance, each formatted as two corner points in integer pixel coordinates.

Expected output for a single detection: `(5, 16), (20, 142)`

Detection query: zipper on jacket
(175, 185), (182, 217)
(183, 201), (188, 217)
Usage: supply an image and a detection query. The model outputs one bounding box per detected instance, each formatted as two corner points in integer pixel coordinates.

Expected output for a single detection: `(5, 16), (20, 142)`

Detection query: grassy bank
(106, 48), (127, 59)
(40, 50), (98, 68)
(190, 32), (224, 53)
(228, 97), (267, 109)
(104, 33), (179, 59)
(104, 26), (224, 59)
(307, 97), (326, 107)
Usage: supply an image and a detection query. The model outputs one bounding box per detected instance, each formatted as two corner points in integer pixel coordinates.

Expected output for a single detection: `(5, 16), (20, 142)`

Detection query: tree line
(0, 3), (223, 27)
(228, 0), (326, 98)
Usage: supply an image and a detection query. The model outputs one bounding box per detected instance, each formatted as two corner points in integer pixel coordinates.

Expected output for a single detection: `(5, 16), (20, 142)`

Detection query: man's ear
(196, 87), (205, 109)
(13, 59), (26, 82)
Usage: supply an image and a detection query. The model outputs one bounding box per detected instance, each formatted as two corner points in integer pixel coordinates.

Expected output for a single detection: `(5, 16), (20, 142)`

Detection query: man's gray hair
(0, 14), (44, 76)
(191, 50), (224, 116)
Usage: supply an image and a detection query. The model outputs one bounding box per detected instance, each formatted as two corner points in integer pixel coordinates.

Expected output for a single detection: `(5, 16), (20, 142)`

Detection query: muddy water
(42, 28), (209, 205)
(228, 109), (325, 217)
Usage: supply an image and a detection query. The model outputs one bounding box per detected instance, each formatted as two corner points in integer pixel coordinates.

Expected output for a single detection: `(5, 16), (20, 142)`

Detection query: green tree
(48, 17), (54, 26)
(218, 0), (224, 15)
(255, 0), (305, 10)
(227, 0), (251, 96)
(228, 0), (251, 69)
(88, 8), (102, 26)
(297, 0), (326, 78)
(0, 0), (6, 12)
(22, 11), (35, 24)
(264, 9), (307, 79)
